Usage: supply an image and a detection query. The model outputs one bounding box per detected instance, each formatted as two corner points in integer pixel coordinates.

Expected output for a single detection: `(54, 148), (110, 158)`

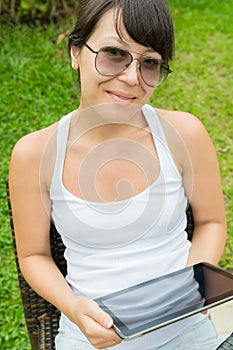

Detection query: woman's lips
(107, 91), (136, 104)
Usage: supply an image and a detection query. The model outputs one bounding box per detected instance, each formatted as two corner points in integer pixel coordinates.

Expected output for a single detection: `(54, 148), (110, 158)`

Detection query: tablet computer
(95, 262), (233, 340)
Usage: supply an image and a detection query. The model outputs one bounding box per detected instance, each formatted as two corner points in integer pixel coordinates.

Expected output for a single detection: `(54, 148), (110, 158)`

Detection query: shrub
(0, 0), (80, 21)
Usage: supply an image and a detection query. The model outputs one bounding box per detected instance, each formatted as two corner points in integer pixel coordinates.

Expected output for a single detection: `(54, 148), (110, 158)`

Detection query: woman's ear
(70, 46), (79, 70)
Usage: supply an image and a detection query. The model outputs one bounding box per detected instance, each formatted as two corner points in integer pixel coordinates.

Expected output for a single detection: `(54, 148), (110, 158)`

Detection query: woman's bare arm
(9, 130), (120, 349)
(182, 116), (227, 265)
(158, 109), (227, 266)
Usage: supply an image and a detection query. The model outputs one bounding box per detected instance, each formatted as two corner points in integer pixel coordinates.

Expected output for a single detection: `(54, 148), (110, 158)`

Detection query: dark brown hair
(69, 0), (174, 63)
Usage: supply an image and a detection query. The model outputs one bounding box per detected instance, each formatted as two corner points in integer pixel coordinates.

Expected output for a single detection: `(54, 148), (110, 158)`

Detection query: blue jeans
(55, 316), (222, 350)
(153, 316), (222, 350)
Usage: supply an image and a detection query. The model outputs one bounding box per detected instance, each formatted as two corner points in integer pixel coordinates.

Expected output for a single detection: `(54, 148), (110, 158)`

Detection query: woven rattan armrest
(6, 179), (66, 350)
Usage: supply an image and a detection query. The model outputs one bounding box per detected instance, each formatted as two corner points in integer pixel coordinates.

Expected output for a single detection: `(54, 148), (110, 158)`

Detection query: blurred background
(0, 0), (232, 348)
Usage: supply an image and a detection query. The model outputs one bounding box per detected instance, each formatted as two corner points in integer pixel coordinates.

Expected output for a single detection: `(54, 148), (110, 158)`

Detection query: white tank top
(50, 104), (203, 349)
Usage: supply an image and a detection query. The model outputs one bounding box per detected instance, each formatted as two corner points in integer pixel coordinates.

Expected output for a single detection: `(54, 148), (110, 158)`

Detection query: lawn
(0, 0), (232, 348)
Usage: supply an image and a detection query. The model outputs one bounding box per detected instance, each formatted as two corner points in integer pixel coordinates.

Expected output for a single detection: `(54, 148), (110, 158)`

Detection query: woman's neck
(70, 103), (149, 143)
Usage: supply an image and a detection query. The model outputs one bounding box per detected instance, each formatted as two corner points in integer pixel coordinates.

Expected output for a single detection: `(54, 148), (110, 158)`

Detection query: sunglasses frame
(84, 43), (172, 87)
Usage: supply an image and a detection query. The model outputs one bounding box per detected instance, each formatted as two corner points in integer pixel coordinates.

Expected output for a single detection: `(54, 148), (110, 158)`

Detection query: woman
(9, 0), (227, 349)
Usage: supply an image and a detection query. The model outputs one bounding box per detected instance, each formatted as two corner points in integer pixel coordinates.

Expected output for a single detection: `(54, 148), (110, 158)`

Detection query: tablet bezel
(95, 262), (233, 340)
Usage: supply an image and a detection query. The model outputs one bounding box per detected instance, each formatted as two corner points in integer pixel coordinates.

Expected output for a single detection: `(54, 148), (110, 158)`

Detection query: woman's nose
(118, 60), (140, 86)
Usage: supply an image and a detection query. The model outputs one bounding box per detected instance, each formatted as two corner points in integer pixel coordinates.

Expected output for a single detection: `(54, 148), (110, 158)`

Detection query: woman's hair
(68, 0), (174, 63)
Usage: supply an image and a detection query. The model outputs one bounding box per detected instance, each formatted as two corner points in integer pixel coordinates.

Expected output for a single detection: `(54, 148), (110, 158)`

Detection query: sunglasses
(84, 43), (171, 87)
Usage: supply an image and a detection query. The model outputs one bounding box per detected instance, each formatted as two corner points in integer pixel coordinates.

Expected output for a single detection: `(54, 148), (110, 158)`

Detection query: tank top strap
(142, 104), (181, 178)
(50, 111), (73, 190)
(142, 104), (168, 146)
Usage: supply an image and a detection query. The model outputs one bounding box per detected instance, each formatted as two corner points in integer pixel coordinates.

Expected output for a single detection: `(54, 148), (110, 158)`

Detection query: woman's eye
(142, 58), (161, 71)
(105, 47), (125, 57)
(143, 58), (159, 66)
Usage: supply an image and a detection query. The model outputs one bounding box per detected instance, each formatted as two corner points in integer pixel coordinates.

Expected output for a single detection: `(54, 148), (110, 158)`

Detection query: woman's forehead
(94, 9), (123, 35)
(90, 9), (135, 46)
(89, 8), (161, 57)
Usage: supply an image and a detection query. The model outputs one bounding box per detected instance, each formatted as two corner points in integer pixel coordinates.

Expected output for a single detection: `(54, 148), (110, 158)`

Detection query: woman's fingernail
(104, 317), (113, 328)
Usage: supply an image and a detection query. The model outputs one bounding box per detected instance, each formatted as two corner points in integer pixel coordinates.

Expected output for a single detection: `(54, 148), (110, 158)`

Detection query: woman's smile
(106, 90), (137, 104)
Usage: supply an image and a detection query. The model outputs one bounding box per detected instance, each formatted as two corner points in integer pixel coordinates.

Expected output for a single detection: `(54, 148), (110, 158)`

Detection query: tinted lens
(140, 58), (168, 87)
(96, 47), (132, 76)
(95, 46), (170, 87)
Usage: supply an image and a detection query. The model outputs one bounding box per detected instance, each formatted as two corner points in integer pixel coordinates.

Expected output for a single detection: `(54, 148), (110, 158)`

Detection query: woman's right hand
(9, 131), (121, 349)
(71, 298), (122, 349)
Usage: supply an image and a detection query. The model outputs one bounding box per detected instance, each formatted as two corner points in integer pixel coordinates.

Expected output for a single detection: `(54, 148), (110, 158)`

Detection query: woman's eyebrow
(102, 36), (159, 56)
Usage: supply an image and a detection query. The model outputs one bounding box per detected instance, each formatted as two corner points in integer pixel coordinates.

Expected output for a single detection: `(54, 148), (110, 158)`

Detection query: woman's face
(71, 9), (162, 110)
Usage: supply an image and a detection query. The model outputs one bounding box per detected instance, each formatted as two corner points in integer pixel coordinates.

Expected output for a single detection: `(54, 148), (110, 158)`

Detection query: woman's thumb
(88, 300), (113, 329)
(102, 313), (113, 329)
(96, 308), (113, 329)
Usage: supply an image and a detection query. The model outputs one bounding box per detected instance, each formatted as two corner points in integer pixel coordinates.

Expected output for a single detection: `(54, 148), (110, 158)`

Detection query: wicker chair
(6, 179), (194, 350)
(6, 180), (67, 350)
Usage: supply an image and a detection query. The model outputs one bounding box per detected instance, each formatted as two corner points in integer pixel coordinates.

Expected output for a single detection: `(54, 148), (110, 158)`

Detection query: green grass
(153, 0), (233, 269)
(0, 0), (232, 348)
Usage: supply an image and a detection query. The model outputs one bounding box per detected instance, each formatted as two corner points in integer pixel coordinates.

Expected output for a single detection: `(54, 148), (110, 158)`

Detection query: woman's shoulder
(151, 107), (214, 173)
(10, 122), (59, 172)
(154, 107), (210, 144)
(9, 122), (60, 190)
(155, 107), (204, 129)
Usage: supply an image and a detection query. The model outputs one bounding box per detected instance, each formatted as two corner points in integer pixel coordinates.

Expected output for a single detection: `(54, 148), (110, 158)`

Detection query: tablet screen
(95, 263), (233, 338)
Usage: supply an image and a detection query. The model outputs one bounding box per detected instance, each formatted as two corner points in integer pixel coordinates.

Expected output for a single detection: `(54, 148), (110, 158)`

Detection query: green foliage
(0, 0), (232, 348)
(0, 0), (80, 20)
(152, 0), (233, 270)
(19, 0), (50, 15)
(0, 21), (78, 349)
